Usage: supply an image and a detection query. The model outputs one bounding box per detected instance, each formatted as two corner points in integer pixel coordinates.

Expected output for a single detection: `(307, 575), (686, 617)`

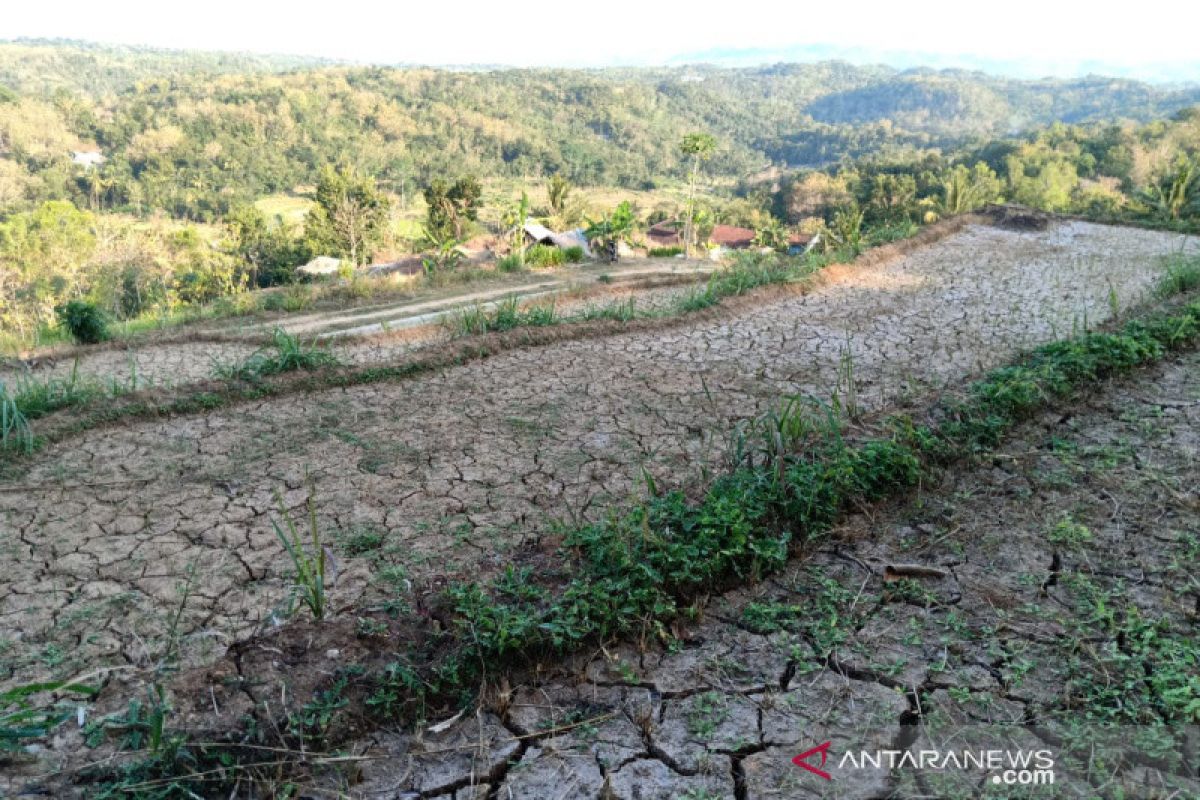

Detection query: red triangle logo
(792, 740), (833, 780)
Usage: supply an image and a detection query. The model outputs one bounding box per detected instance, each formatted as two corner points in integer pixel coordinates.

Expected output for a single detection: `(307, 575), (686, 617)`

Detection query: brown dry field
(340, 316), (1200, 799)
(0, 219), (1196, 725)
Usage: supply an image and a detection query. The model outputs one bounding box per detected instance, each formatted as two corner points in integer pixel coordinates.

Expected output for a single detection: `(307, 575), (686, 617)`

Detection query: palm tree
(680, 133), (717, 257)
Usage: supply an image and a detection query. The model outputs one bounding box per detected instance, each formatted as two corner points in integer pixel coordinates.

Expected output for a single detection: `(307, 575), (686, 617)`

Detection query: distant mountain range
(668, 44), (1200, 86)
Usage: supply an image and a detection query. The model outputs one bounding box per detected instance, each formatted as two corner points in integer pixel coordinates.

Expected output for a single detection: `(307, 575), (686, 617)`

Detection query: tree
(680, 132), (717, 256)
(423, 176), (482, 240)
(502, 191), (532, 267)
(1138, 157), (1199, 220)
(823, 204), (865, 253)
(584, 201), (636, 252)
(304, 165), (390, 266)
(0, 200), (96, 334)
(926, 163), (1002, 219)
(228, 205), (305, 287)
(781, 171), (853, 223)
(1007, 157), (1077, 213)
(547, 175), (572, 218)
(866, 173), (918, 222)
(752, 217), (788, 251)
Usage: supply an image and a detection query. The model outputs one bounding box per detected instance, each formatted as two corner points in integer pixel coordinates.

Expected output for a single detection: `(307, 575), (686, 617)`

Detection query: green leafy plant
(55, 300), (109, 344)
(525, 243), (565, 268)
(420, 225), (466, 278)
(2, 679), (98, 754)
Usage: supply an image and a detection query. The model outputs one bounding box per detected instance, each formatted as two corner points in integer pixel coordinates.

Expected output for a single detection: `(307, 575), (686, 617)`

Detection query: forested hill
(0, 39), (339, 96)
(2, 40), (1199, 220)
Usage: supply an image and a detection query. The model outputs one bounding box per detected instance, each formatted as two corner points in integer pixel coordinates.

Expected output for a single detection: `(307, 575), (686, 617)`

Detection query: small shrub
(262, 284), (313, 312)
(563, 245), (585, 263)
(649, 246), (684, 258)
(1157, 254), (1200, 298)
(55, 300), (109, 344)
(496, 253), (524, 273)
(526, 244), (565, 268)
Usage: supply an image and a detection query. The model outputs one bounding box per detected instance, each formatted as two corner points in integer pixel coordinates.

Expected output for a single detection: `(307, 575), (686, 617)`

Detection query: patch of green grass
(0, 388), (34, 455)
(447, 297), (560, 336)
(214, 328), (340, 381)
(1047, 515), (1093, 548)
(1156, 253), (1200, 298)
(578, 297), (638, 322)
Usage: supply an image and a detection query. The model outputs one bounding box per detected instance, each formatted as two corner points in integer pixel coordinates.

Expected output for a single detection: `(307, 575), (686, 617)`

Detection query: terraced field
(2, 216), (1198, 797)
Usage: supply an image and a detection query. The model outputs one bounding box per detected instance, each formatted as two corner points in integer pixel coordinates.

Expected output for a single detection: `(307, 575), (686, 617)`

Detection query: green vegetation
(355, 283), (1200, 736)
(524, 243), (565, 268)
(55, 299), (108, 344)
(648, 245), (684, 258)
(2, 39), (1199, 350)
(0, 391), (32, 453)
(272, 484), (328, 621)
(448, 298), (559, 336)
(2, 679), (98, 754)
(213, 328), (340, 382)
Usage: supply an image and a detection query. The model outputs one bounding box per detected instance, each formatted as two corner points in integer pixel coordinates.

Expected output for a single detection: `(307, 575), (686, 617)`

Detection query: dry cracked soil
(345, 312), (1200, 798)
(2, 218), (1198, 798)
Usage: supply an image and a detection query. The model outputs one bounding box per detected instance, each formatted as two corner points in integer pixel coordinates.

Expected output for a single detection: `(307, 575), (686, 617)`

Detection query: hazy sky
(4, 0), (1200, 80)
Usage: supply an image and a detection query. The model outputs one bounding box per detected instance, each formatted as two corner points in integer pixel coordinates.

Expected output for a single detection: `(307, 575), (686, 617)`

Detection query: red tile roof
(709, 224), (756, 248)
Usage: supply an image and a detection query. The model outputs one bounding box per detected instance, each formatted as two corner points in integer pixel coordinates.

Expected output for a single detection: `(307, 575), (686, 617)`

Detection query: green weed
(214, 328), (339, 381)
(272, 481), (328, 621)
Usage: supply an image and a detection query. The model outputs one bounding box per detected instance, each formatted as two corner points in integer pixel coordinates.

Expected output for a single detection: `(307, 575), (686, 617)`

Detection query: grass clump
(2, 679), (98, 754)
(1157, 253), (1200, 298)
(579, 297), (638, 322)
(272, 482), (328, 621)
(448, 298), (559, 336)
(215, 328), (339, 381)
(496, 253), (525, 273)
(648, 245), (684, 258)
(563, 245), (585, 263)
(55, 300), (109, 345)
(0, 388), (34, 455)
(525, 244), (565, 268)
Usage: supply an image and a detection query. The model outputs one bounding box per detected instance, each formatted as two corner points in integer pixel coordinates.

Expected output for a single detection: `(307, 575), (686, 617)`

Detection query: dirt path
(1, 220), (1195, 697)
(348, 335), (1200, 799)
(0, 259), (713, 391)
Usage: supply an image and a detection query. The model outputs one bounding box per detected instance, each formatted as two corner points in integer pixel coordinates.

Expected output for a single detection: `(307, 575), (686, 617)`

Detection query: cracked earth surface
(345, 332), (1200, 799)
(1, 220), (1196, 701)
